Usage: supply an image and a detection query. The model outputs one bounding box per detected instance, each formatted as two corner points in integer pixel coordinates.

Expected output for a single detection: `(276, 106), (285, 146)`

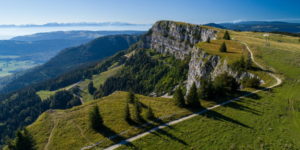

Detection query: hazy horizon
(0, 25), (151, 40)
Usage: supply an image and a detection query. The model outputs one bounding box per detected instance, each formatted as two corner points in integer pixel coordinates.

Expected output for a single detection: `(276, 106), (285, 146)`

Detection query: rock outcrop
(186, 47), (254, 91)
(142, 20), (217, 59)
(142, 20), (255, 92)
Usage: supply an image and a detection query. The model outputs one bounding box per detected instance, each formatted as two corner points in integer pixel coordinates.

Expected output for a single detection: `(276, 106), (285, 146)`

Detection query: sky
(0, 0), (299, 25)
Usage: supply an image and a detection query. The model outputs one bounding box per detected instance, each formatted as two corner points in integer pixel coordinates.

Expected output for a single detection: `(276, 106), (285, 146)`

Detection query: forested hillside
(0, 34), (139, 93)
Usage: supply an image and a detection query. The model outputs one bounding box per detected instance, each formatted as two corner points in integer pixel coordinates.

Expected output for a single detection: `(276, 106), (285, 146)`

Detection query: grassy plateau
(117, 30), (300, 150)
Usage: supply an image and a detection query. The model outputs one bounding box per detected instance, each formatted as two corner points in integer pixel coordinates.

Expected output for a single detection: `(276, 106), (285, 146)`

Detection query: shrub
(213, 73), (240, 97)
(219, 42), (227, 52)
(231, 56), (252, 72)
(242, 76), (260, 88)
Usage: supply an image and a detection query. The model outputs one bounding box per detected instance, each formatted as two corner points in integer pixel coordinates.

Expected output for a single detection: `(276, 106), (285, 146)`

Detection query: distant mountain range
(0, 22), (151, 28)
(11, 30), (145, 41)
(205, 21), (300, 33)
(0, 30), (144, 63)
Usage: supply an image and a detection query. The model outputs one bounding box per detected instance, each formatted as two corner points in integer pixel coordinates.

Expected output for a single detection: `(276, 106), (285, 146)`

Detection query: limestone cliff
(186, 47), (254, 91)
(142, 21), (217, 59)
(142, 20), (255, 92)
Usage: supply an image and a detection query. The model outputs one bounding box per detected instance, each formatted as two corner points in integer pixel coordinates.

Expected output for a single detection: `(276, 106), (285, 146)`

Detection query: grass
(0, 59), (37, 77)
(28, 27), (300, 149)
(77, 65), (123, 102)
(27, 91), (195, 150)
(196, 39), (247, 64)
(36, 65), (123, 101)
(117, 30), (300, 149)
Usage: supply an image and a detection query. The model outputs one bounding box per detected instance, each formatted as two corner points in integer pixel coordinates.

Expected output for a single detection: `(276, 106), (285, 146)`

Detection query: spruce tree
(145, 106), (155, 120)
(173, 87), (185, 107)
(124, 103), (131, 123)
(88, 81), (96, 95)
(223, 30), (231, 40)
(127, 91), (135, 104)
(199, 78), (214, 100)
(206, 37), (211, 43)
(219, 42), (227, 52)
(245, 56), (252, 69)
(186, 82), (201, 108)
(89, 106), (103, 131)
(12, 129), (36, 150)
(133, 99), (142, 122)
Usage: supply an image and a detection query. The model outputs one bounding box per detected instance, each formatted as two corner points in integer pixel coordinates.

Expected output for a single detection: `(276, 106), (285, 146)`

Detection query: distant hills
(205, 21), (300, 33)
(11, 30), (144, 41)
(0, 34), (140, 93)
(0, 22), (151, 28)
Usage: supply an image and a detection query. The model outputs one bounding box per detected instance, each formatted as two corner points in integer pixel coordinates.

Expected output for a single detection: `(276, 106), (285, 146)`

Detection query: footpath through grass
(27, 91), (195, 150)
(117, 31), (300, 149)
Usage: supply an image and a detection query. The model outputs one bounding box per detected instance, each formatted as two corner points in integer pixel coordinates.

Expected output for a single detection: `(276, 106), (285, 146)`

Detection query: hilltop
(5, 20), (282, 149)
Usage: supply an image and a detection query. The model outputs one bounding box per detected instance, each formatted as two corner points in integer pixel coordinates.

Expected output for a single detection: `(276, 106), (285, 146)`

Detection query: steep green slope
(37, 65), (124, 102)
(117, 29), (300, 149)
(0, 35), (138, 146)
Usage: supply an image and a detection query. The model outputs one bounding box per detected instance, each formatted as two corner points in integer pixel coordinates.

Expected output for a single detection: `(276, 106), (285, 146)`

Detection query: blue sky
(0, 0), (299, 25)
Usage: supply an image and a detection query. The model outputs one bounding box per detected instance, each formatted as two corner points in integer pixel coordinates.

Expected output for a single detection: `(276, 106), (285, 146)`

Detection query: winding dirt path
(83, 42), (282, 150)
(44, 118), (59, 150)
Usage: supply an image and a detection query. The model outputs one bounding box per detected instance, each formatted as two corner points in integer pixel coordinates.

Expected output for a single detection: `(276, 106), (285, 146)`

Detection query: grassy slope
(29, 26), (281, 150)
(117, 31), (300, 149)
(36, 65), (123, 102)
(27, 91), (195, 150)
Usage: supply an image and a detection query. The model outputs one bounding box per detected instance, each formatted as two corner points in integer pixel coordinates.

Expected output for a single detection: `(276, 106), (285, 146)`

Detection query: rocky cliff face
(142, 20), (254, 92)
(142, 21), (217, 59)
(186, 47), (254, 91)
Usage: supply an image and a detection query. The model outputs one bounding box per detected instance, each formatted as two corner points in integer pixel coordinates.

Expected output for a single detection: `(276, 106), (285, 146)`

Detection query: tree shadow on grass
(201, 110), (252, 129)
(137, 118), (188, 146)
(250, 66), (274, 74)
(224, 101), (262, 116)
(96, 125), (135, 148)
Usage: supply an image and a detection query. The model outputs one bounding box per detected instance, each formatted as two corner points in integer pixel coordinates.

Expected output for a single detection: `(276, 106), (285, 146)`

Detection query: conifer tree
(89, 106), (103, 131)
(245, 56), (252, 69)
(11, 129), (36, 150)
(88, 81), (96, 95)
(186, 82), (201, 108)
(199, 78), (214, 100)
(173, 87), (185, 107)
(145, 106), (155, 120)
(127, 91), (135, 104)
(133, 99), (142, 122)
(124, 103), (131, 123)
(223, 30), (231, 40)
(206, 37), (211, 43)
(219, 42), (227, 52)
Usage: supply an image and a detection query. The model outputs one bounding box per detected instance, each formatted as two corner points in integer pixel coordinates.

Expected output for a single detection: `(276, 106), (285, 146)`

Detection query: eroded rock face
(186, 47), (255, 92)
(142, 20), (255, 92)
(143, 20), (217, 59)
